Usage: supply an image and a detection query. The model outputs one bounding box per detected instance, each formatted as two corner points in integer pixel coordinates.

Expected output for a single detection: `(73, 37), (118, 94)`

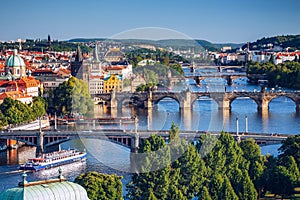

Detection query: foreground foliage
(0, 96), (46, 128)
(126, 124), (300, 199)
(47, 77), (94, 117)
(74, 171), (123, 200)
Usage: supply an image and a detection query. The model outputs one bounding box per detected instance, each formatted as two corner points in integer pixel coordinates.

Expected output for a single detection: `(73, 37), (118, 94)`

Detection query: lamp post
(245, 116), (248, 133)
(236, 117), (239, 136)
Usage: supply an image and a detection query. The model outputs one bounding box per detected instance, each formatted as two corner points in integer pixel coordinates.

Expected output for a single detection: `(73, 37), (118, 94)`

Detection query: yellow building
(104, 74), (122, 93)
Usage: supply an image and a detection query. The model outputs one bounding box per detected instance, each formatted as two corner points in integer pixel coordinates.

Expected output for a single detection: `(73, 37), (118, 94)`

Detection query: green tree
(198, 186), (212, 200)
(240, 139), (265, 194)
(6, 106), (23, 125)
(74, 171), (123, 200)
(221, 175), (239, 200)
(51, 77), (94, 117)
(31, 96), (46, 119)
(127, 135), (171, 200)
(279, 135), (300, 169)
(208, 173), (224, 200)
(0, 111), (8, 129)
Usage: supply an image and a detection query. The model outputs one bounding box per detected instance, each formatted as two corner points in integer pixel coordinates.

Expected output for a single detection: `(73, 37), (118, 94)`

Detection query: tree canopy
(0, 97), (47, 128)
(74, 171), (123, 200)
(47, 77), (94, 117)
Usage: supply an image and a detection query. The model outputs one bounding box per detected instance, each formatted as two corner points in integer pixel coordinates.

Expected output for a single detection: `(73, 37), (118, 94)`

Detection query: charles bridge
(93, 89), (300, 113)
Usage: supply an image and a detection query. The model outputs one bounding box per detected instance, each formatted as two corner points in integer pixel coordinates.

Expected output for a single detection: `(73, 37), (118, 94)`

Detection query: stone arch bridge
(94, 90), (300, 113)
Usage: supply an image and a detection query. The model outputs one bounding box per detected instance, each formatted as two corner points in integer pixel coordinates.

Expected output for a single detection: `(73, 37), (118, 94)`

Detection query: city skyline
(1, 0), (300, 43)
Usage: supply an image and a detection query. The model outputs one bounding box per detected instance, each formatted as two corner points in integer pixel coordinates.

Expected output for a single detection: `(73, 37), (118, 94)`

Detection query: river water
(0, 68), (298, 193)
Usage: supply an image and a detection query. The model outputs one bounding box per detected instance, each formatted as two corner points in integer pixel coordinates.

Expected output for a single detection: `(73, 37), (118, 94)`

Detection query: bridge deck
(0, 130), (291, 146)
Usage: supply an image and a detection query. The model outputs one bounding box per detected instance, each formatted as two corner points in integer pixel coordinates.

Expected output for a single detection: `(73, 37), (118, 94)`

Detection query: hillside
(68, 38), (242, 51)
(242, 34), (300, 51)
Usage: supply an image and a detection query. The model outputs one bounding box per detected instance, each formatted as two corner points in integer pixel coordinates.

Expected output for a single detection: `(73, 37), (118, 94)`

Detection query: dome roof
(5, 49), (26, 68)
(0, 180), (90, 200)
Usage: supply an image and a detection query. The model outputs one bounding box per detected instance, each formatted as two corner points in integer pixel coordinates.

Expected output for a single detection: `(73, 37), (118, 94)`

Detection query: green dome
(0, 181), (90, 200)
(5, 49), (25, 67)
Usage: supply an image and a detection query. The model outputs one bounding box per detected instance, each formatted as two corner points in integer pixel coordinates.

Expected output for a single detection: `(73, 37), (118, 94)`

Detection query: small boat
(19, 149), (87, 171)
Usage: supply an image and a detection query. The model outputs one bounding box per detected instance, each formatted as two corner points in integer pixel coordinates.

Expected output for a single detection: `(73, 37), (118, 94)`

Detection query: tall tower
(48, 34), (51, 46)
(71, 46), (83, 77)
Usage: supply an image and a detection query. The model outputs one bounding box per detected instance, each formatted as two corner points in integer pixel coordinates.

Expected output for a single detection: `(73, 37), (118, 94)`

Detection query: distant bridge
(184, 72), (247, 85)
(93, 90), (300, 113)
(0, 129), (292, 155)
(189, 65), (246, 73)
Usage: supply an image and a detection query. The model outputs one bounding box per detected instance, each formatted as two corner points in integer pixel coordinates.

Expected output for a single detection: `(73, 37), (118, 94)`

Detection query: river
(0, 68), (298, 193)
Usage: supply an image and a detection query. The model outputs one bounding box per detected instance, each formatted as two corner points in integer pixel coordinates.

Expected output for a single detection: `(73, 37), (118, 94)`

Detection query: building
(104, 74), (122, 93)
(0, 91), (32, 104)
(5, 49), (26, 78)
(104, 48), (125, 62)
(89, 75), (104, 95)
(0, 170), (90, 200)
(137, 59), (156, 66)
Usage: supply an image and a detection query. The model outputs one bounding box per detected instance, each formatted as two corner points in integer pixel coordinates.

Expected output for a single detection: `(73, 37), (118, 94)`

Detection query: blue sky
(1, 0), (300, 43)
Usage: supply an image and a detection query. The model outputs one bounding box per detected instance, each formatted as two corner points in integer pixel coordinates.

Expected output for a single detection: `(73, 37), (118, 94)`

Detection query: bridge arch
(152, 95), (181, 108)
(268, 95), (297, 112)
(228, 96), (260, 111)
(57, 137), (133, 150)
(191, 94), (218, 110)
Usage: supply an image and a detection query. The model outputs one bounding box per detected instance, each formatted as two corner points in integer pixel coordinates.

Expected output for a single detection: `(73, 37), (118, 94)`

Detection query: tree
(0, 111), (7, 129)
(198, 186), (212, 200)
(127, 135), (171, 200)
(279, 135), (300, 169)
(240, 139), (265, 194)
(51, 77), (94, 117)
(221, 175), (239, 200)
(74, 171), (123, 200)
(31, 96), (46, 119)
(208, 173), (224, 200)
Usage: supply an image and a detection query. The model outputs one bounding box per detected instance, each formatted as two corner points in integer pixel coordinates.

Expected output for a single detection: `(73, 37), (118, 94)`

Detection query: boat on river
(19, 149), (87, 171)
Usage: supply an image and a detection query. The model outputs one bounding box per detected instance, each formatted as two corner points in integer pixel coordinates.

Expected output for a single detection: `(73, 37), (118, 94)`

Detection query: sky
(1, 0), (300, 43)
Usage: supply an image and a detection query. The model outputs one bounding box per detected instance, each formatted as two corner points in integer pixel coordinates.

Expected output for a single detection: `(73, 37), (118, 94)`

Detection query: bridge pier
(180, 90), (191, 109)
(226, 76), (233, 85)
(130, 117), (139, 153)
(216, 99), (230, 110)
(110, 89), (118, 108)
(257, 99), (269, 113)
(144, 91), (152, 109)
(36, 131), (44, 157)
(194, 77), (201, 85)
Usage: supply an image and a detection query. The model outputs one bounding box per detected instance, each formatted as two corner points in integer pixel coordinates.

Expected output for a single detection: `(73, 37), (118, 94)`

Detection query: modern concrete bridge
(0, 129), (292, 155)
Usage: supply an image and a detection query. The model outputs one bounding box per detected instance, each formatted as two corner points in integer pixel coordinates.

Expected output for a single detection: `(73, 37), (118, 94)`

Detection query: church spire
(93, 42), (100, 62)
(75, 45), (83, 62)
